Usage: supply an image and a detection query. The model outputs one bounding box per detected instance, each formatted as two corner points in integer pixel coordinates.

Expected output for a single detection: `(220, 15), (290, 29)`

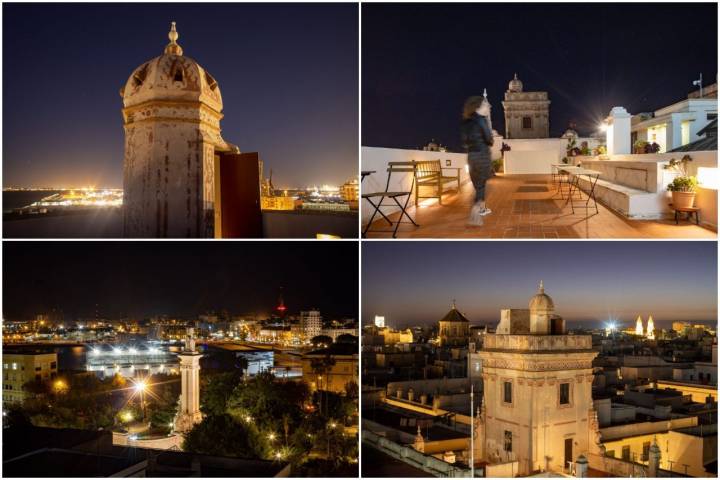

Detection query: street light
(134, 380), (147, 422)
(53, 379), (68, 394)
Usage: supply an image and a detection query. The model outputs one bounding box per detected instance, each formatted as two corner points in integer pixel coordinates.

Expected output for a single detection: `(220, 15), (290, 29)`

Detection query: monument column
(175, 327), (203, 433)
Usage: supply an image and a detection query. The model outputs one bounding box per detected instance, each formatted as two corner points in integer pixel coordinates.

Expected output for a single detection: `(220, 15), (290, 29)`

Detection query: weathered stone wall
(123, 120), (211, 237)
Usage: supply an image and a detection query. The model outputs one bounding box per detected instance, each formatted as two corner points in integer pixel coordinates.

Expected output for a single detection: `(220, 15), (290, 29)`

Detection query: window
(522, 116), (532, 129)
(35, 375), (41, 382)
(11, 363), (17, 370)
(642, 442), (650, 462)
(559, 383), (570, 405)
(708, 113), (717, 121)
(504, 430), (513, 452)
(605, 450), (615, 458)
(173, 69), (184, 82)
(622, 445), (631, 461)
(50, 362), (57, 369)
(35, 367), (41, 372)
(503, 381), (512, 404)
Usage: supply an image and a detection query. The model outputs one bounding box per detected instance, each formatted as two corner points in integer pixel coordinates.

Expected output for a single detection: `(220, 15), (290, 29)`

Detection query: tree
(310, 335), (333, 348)
(201, 371), (242, 416)
(335, 334), (358, 345)
(182, 414), (260, 458)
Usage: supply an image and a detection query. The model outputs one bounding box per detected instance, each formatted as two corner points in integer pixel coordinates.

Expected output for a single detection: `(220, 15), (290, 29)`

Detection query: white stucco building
(631, 86), (718, 153)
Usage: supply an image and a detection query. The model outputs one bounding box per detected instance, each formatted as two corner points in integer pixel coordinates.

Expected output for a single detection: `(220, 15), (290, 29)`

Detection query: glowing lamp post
(134, 380), (147, 422)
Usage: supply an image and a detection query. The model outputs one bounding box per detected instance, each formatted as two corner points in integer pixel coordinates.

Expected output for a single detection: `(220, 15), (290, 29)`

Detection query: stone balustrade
(483, 334), (592, 352)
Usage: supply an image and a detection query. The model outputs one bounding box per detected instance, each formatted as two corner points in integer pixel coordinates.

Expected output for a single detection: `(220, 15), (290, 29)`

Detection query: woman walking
(461, 94), (494, 225)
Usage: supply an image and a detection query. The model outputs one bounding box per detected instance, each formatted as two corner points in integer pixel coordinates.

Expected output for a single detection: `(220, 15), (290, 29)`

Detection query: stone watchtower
(476, 283), (598, 475)
(502, 74), (551, 139)
(120, 23), (238, 237)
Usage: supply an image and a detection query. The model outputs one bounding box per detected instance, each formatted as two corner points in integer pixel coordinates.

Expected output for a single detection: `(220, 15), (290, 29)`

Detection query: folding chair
(362, 163), (419, 238)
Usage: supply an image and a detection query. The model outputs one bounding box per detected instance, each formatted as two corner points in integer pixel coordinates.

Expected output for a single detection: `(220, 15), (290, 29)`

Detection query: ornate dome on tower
(120, 22), (223, 111)
(529, 280), (554, 311)
(508, 73), (524, 93)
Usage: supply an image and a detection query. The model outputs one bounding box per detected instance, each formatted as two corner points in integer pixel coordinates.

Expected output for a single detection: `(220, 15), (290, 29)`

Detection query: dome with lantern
(508, 73), (524, 93)
(120, 22), (223, 112)
(529, 280), (554, 312)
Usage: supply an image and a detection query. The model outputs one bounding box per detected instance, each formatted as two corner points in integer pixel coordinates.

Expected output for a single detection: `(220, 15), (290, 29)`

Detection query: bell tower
(476, 284), (598, 475)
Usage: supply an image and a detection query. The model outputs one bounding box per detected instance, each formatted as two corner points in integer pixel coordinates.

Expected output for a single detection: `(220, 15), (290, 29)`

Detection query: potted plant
(664, 155), (698, 208)
(633, 140), (648, 154)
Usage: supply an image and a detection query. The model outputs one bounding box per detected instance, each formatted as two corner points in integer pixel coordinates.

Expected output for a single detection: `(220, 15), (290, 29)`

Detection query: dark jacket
(461, 113), (494, 153)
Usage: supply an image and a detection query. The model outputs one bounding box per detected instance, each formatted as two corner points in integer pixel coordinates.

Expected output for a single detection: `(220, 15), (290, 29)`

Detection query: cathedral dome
(120, 23), (223, 112)
(529, 281), (554, 311)
(508, 73), (523, 93)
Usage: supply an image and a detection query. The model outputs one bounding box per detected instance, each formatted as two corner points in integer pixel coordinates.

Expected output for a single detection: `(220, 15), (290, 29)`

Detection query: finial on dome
(164, 21), (184, 56)
(514, 73), (518, 80)
(452, 299), (457, 309)
(538, 280), (544, 293)
(482, 88), (487, 99)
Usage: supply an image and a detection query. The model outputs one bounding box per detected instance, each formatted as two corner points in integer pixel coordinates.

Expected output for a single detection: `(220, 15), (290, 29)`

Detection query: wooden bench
(414, 160), (462, 205)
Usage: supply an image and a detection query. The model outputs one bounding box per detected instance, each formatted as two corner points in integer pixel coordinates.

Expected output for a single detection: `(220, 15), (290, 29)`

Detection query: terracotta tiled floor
(364, 174), (717, 239)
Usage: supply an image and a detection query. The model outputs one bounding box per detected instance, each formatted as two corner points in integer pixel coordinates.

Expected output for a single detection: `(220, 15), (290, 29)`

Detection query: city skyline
(362, 2), (718, 150)
(3, 3), (358, 188)
(3, 241), (358, 321)
(363, 241), (717, 326)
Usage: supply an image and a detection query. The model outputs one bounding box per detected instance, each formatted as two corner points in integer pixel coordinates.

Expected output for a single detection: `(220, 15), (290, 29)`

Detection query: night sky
(3, 3), (358, 189)
(362, 2), (718, 150)
(362, 242), (717, 327)
(3, 241), (358, 321)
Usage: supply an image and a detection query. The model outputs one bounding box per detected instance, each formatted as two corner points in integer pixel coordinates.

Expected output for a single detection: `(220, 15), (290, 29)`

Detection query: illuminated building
(502, 73), (550, 139)
(2, 351), (58, 405)
(261, 195), (297, 211)
(86, 344), (178, 378)
(635, 315), (644, 336)
(374, 315), (385, 328)
(300, 310), (323, 340)
(340, 178), (359, 202)
(438, 300), (470, 347)
(301, 343), (358, 393)
(174, 328), (203, 433)
(646, 315), (655, 340)
(475, 282), (597, 475)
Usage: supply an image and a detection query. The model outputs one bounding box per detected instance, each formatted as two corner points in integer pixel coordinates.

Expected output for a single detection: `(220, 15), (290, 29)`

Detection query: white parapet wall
(503, 137), (599, 174)
(577, 150), (717, 224)
(361, 147), (469, 225)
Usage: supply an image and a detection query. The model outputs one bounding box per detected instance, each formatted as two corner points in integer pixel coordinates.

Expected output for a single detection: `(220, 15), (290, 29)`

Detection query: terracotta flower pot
(672, 191), (696, 209)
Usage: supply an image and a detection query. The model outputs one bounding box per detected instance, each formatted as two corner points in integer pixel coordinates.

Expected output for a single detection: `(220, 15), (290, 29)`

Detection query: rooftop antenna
(693, 73), (703, 97)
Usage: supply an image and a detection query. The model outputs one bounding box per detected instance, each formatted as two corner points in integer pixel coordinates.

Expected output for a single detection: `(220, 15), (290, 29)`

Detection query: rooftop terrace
(365, 174), (716, 239)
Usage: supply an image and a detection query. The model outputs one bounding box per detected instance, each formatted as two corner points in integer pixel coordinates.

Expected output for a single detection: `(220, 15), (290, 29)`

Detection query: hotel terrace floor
(364, 174), (717, 239)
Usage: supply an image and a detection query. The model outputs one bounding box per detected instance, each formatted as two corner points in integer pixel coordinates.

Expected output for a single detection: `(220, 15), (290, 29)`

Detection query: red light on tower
(276, 288), (287, 314)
